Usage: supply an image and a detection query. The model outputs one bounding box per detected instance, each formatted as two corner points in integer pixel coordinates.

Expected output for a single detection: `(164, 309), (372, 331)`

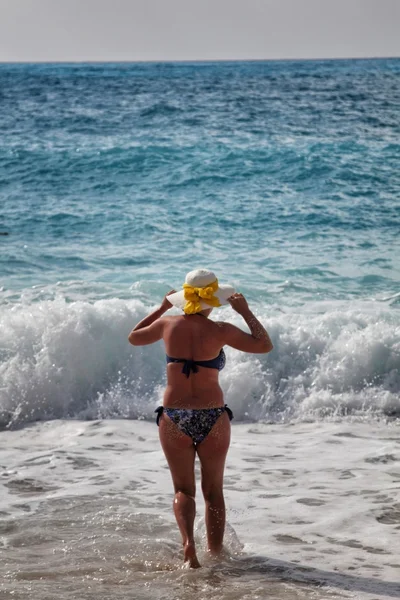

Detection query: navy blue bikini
(165, 348), (226, 378)
(155, 346), (233, 444)
(155, 405), (233, 445)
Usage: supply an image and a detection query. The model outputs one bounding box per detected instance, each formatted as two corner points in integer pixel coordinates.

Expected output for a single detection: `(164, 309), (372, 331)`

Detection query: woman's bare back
(162, 314), (225, 409)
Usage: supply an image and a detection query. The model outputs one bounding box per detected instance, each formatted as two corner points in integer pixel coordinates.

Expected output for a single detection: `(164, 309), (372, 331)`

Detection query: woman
(128, 269), (273, 568)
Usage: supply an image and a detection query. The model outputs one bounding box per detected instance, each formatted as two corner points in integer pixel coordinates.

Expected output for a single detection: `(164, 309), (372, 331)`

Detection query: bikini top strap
(181, 360), (199, 378)
(166, 356), (199, 378)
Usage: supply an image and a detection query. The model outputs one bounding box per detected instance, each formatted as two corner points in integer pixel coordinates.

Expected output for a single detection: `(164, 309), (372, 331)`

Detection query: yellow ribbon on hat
(182, 279), (221, 314)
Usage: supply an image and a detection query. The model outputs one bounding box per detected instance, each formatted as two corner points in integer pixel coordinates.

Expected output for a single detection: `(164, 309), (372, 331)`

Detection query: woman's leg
(196, 411), (231, 555)
(158, 414), (200, 568)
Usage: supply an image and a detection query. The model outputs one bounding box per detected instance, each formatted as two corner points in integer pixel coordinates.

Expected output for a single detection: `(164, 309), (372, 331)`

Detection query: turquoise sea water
(1, 59), (399, 426)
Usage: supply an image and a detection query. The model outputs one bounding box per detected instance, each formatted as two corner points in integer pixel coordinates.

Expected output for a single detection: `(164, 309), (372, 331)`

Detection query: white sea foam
(0, 419), (399, 599)
(1, 297), (399, 428)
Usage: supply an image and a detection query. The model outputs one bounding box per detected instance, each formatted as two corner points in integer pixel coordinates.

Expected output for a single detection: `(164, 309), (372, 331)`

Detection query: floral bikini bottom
(155, 405), (233, 445)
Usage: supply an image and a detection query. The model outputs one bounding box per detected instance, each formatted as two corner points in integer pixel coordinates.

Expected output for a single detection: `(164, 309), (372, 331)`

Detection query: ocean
(0, 59), (399, 599)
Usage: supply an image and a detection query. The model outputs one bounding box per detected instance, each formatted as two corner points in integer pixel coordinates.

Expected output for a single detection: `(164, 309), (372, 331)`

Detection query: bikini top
(166, 349), (226, 378)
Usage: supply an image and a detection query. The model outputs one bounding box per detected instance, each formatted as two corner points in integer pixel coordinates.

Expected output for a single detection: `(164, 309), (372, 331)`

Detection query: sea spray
(1, 297), (399, 427)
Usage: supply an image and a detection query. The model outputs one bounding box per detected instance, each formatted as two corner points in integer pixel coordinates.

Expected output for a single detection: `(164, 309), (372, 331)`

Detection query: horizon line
(0, 55), (399, 65)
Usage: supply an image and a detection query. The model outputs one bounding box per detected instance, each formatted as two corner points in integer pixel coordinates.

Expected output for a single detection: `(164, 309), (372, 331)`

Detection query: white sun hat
(167, 268), (235, 314)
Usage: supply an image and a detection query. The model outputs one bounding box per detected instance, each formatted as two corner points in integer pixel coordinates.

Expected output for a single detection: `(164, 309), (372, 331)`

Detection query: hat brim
(167, 284), (235, 311)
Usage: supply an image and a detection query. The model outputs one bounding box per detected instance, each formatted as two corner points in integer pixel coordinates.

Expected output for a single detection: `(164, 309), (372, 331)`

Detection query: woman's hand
(160, 289), (176, 311)
(227, 292), (250, 315)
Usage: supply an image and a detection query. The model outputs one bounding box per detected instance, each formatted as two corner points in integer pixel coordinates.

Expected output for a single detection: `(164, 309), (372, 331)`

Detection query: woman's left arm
(128, 291), (175, 346)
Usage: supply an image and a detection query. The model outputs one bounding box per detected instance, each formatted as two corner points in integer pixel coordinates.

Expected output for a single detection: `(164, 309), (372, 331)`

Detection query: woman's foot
(184, 542), (201, 568)
(206, 544), (228, 562)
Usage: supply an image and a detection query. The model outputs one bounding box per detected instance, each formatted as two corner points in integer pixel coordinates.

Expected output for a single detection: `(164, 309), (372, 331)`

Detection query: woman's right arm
(219, 293), (273, 354)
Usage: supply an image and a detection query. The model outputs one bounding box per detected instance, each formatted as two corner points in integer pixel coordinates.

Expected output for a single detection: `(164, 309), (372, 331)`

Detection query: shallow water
(1, 420), (399, 599)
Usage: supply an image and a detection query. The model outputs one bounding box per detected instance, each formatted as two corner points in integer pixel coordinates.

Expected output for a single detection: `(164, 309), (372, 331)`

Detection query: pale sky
(0, 0), (399, 62)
